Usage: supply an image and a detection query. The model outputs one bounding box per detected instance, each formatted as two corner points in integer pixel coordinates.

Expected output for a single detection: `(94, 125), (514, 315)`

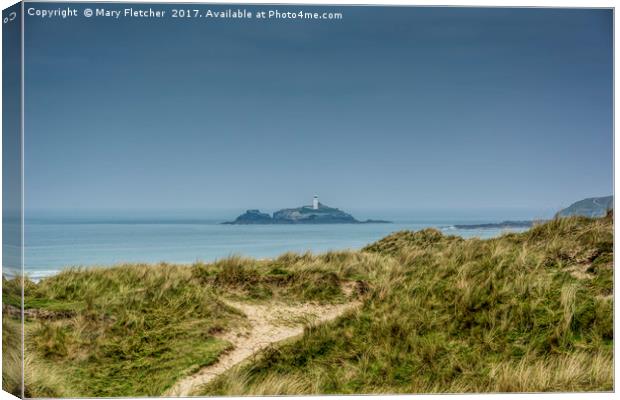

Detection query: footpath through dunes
(198, 215), (613, 395)
(9, 253), (378, 397)
(166, 296), (362, 397)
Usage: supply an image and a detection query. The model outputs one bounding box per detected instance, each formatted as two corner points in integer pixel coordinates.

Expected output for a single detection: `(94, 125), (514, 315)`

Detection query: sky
(23, 5), (613, 213)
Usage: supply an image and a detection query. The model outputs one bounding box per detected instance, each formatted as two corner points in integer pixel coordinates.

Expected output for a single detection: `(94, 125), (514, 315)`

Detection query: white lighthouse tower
(312, 195), (319, 210)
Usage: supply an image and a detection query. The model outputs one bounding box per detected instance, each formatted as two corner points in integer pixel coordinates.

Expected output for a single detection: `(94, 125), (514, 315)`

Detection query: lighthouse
(312, 195), (319, 210)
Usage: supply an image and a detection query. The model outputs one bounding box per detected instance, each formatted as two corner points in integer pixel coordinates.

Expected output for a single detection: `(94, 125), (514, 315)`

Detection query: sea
(19, 208), (551, 280)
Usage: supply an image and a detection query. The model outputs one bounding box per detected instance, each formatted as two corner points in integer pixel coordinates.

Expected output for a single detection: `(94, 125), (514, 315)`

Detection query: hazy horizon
(24, 5), (613, 211)
(24, 202), (574, 222)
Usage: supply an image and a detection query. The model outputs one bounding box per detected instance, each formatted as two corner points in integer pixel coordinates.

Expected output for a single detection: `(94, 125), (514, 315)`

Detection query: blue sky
(23, 5), (613, 213)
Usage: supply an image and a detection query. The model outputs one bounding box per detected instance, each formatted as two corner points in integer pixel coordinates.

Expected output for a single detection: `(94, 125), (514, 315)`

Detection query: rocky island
(223, 197), (390, 225)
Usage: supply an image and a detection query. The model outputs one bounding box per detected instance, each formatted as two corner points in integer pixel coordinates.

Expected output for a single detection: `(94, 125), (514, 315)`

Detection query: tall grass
(11, 253), (368, 397)
(7, 214), (613, 396)
(16, 264), (243, 396)
(2, 314), (22, 397)
(200, 214), (613, 395)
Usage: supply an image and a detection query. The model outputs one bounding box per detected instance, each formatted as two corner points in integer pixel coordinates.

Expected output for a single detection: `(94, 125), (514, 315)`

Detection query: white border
(0, 1), (616, 400)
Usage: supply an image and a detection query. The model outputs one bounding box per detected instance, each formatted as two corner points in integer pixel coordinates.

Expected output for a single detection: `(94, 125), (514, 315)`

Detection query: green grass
(2, 313), (22, 397)
(191, 254), (355, 303)
(4, 213), (613, 396)
(199, 214), (613, 395)
(15, 264), (244, 396)
(7, 254), (359, 397)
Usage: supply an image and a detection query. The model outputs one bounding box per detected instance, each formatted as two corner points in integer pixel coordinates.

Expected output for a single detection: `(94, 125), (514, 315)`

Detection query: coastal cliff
(557, 195), (613, 218)
(456, 195), (613, 229)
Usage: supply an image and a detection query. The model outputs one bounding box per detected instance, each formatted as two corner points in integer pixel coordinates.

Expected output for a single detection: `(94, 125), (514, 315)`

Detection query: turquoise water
(22, 210), (542, 280)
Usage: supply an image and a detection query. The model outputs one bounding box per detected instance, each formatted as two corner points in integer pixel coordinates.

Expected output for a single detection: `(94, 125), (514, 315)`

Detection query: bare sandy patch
(566, 263), (593, 280)
(165, 298), (361, 396)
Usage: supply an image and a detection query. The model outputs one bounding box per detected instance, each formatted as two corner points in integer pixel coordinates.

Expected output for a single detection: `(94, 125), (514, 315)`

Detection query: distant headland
(455, 195), (613, 230)
(454, 220), (534, 229)
(223, 196), (391, 225)
(556, 195), (613, 218)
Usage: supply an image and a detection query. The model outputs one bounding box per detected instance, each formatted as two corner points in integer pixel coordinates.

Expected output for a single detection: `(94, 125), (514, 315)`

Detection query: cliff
(557, 196), (613, 218)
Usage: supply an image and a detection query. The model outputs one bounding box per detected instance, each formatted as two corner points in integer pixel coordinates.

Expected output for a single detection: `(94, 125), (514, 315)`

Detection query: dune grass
(199, 214), (613, 395)
(7, 253), (363, 397)
(2, 313), (22, 397)
(4, 214), (613, 396)
(19, 265), (242, 397)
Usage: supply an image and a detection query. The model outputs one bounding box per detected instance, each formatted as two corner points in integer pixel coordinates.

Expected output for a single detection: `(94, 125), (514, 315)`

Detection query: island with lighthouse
(223, 196), (391, 225)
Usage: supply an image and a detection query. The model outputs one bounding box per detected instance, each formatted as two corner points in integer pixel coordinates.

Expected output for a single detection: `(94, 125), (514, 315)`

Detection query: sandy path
(165, 299), (361, 397)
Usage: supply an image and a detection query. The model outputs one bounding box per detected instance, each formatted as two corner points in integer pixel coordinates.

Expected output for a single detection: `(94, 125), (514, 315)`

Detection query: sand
(165, 296), (361, 396)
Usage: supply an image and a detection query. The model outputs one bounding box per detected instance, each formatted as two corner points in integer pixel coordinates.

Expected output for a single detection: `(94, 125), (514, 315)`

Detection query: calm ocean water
(21, 209), (548, 280)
